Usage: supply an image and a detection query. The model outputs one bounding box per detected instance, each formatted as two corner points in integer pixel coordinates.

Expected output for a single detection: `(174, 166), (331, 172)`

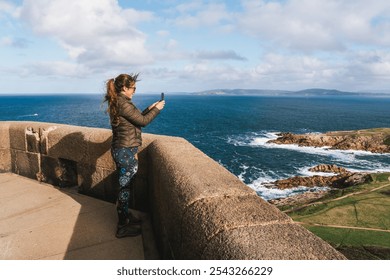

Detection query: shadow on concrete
(45, 132), (158, 259)
(45, 132), (116, 201)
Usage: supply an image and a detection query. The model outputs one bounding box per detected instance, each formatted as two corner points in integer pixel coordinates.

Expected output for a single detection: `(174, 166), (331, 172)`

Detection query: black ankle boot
(116, 223), (141, 238)
(129, 212), (142, 225)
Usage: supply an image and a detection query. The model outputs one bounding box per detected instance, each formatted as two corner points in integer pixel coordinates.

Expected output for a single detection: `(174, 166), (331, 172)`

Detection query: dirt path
(331, 182), (390, 202)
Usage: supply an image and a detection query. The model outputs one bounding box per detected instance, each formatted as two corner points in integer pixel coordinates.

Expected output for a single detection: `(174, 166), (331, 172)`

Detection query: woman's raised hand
(156, 100), (165, 110)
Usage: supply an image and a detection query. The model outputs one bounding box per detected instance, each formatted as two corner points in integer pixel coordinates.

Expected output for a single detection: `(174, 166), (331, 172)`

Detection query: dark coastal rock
(269, 172), (373, 208)
(265, 127), (389, 208)
(308, 164), (350, 174)
(332, 173), (372, 188)
(273, 175), (340, 189)
(269, 190), (328, 207)
(268, 164), (371, 191)
(268, 129), (390, 153)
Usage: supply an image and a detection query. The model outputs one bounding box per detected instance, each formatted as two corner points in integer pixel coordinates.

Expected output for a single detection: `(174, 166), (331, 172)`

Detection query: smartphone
(160, 92), (165, 101)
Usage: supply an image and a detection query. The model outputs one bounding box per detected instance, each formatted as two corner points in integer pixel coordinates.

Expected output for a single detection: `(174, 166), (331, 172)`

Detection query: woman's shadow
(43, 131), (144, 259)
(44, 131), (117, 201)
(44, 130), (158, 259)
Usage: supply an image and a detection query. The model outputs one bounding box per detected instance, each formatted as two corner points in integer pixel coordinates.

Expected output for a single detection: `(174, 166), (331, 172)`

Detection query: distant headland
(191, 88), (390, 97)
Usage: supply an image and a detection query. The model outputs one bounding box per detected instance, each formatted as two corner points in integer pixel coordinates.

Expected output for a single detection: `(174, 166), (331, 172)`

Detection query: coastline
(262, 128), (390, 207)
(267, 128), (390, 154)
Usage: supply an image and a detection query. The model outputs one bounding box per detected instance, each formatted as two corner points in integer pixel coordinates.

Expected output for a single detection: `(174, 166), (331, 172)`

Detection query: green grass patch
(290, 186), (390, 229)
(371, 172), (390, 182)
(285, 175), (390, 259)
(304, 225), (390, 260)
(337, 246), (390, 260)
(304, 225), (390, 248)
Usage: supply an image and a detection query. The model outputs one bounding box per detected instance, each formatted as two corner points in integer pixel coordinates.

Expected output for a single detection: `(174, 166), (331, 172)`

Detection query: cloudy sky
(1, 0), (390, 94)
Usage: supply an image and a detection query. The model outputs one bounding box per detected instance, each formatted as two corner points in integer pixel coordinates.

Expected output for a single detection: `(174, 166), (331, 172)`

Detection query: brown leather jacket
(111, 93), (160, 148)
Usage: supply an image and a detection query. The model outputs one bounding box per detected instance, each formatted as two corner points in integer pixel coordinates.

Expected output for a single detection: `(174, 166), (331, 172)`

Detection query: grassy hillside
(285, 172), (390, 259)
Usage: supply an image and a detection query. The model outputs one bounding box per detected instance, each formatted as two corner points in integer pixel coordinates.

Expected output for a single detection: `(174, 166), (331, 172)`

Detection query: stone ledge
(147, 137), (346, 259)
(0, 121), (346, 260)
(202, 223), (345, 260)
(180, 195), (293, 259)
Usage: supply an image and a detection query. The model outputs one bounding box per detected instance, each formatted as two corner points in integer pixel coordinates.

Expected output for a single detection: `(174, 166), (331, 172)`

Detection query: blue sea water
(1, 93), (390, 200)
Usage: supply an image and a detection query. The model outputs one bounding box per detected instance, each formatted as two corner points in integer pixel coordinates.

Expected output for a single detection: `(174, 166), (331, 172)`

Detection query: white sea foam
(227, 131), (280, 147)
(248, 132), (279, 146)
(244, 162), (390, 201)
(228, 131), (390, 171)
(231, 131), (390, 157)
(249, 183), (330, 201)
(298, 166), (339, 177)
(228, 130), (390, 200)
(237, 164), (249, 182)
(250, 134), (390, 158)
(243, 168), (330, 200)
(17, 113), (38, 118)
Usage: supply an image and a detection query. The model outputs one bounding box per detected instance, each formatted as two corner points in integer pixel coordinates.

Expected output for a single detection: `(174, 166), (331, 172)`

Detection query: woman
(104, 73), (165, 238)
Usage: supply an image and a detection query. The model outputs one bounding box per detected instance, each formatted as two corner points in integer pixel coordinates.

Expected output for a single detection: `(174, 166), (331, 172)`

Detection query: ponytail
(103, 73), (140, 126)
(104, 78), (120, 126)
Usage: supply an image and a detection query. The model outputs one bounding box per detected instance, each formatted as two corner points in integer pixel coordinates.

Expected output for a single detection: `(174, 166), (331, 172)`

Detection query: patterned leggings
(111, 146), (138, 225)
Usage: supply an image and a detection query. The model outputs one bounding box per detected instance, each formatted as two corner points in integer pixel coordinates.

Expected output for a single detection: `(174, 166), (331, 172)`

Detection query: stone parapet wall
(0, 121), (346, 260)
(0, 121), (149, 204)
(147, 138), (345, 259)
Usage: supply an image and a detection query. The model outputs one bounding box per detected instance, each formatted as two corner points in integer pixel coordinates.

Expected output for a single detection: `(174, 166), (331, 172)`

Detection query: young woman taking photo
(104, 73), (165, 238)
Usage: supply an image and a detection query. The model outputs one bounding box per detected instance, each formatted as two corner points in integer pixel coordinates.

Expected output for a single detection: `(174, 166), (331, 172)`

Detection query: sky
(0, 0), (390, 94)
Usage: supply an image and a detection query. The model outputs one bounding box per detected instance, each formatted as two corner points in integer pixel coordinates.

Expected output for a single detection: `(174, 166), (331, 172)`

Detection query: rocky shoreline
(265, 128), (389, 207)
(267, 128), (390, 154)
(267, 164), (373, 207)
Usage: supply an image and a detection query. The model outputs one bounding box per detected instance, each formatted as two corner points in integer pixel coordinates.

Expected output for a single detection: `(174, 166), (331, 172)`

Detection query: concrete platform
(0, 173), (158, 260)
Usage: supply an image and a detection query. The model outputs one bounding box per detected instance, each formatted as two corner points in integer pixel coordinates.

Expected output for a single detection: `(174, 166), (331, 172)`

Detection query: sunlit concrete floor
(0, 173), (158, 260)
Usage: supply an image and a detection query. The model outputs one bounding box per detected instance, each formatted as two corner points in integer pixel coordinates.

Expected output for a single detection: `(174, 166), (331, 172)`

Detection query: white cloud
(180, 61), (248, 87)
(0, 0), (16, 14)
(247, 50), (390, 91)
(173, 1), (231, 29)
(0, 36), (29, 48)
(18, 0), (154, 72)
(2, 0), (390, 93)
(251, 53), (343, 88)
(147, 49), (390, 92)
(20, 61), (90, 78)
(0, 36), (11, 45)
(157, 30), (170, 37)
(237, 0), (390, 52)
(344, 50), (390, 89)
(194, 50), (247, 61)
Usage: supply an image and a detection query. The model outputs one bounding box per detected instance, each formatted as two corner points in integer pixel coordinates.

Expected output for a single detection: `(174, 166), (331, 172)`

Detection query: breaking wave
(228, 130), (390, 200)
(16, 113), (38, 119)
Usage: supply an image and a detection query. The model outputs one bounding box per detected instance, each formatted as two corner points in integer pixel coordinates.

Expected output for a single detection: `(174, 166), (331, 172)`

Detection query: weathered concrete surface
(148, 138), (347, 260)
(1, 121), (158, 209)
(202, 223), (344, 260)
(0, 173), (148, 260)
(0, 121), (347, 260)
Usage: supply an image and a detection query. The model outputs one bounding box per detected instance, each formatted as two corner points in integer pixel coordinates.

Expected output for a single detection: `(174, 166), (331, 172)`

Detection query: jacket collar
(118, 92), (131, 101)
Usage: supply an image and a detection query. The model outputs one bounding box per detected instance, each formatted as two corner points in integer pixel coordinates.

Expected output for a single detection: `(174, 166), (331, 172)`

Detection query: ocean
(1, 93), (390, 200)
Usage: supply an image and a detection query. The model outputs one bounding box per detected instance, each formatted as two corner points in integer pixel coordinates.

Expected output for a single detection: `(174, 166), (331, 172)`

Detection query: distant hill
(294, 88), (357, 96)
(192, 89), (292, 96)
(190, 88), (390, 97)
